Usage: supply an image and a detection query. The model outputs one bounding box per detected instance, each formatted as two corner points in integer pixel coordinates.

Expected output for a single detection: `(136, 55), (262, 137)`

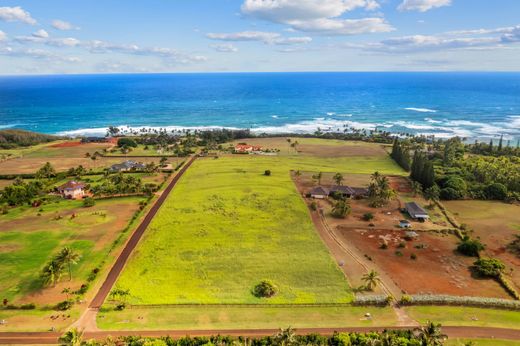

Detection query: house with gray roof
(405, 202), (429, 221)
(109, 160), (146, 172)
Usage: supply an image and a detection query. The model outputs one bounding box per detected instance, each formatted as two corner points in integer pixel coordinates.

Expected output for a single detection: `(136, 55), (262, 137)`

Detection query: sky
(0, 0), (520, 74)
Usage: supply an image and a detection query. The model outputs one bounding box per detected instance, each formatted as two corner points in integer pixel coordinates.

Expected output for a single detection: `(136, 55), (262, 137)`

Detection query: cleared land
(406, 306), (520, 330)
(0, 197), (144, 304)
(445, 200), (520, 289)
(115, 156), (354, 304)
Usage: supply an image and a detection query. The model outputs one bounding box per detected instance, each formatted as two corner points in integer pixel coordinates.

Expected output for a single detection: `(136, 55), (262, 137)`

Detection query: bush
(410, 253), (417, 260)
(485, 183), (508, 200)
(253, 280), (278, 298)
(264, 170), (271, 176)
(117, 138), (137, 148)
(457, 237), (485, 257)
(362, 212), (374, 221)
(309, 201), (317, 211)
(55, 300), (73, 311)
(82, 197), (95, 207)
(440, 187), (464, 200)
(399, 294), (520, 310)
(20, 303), (36, 310)
(473, 258), (506, 278)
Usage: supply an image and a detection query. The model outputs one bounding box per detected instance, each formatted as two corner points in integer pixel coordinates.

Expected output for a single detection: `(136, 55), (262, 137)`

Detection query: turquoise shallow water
(0, 72), (519, 141)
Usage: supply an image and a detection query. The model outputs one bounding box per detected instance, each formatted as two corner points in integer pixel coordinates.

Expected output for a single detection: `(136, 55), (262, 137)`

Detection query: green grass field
(406, 306), (520, 330)
(97, 305), (397, 330)
(0, 197), (144, 302)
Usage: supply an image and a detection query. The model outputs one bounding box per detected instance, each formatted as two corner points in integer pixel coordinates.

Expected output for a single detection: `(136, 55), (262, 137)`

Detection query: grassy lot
(0, 308), (80, 332)
(104, 144), (177, 157)
(97, 306), (396, 330)
(0, 196), (144, 303)
(444, 200), (520, 288)
(446, 339), (520, 346)
(406, 306), (520, 330)
(116, 156), (364, 305)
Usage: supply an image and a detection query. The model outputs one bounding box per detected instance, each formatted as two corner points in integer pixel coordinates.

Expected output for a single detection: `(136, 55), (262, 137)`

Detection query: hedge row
(399, 294), (520, 310)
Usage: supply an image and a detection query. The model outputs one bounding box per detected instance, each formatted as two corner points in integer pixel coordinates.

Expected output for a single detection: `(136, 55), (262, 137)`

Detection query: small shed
(405, 202), (429, 221)
(399, 220), (412, 228)
(309, 186), (329, 199)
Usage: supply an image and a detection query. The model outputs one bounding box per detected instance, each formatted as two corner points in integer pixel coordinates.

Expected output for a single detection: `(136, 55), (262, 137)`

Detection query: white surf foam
(405, 107), (438, 113)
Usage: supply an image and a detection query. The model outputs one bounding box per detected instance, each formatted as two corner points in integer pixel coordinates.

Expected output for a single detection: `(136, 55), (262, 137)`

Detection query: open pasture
(0, 141), (160, 174)
(115, 156), (354, 305)
(97, 305), (397, 330)
(445, 201), (520, 289)
(0, 196), (144, 304)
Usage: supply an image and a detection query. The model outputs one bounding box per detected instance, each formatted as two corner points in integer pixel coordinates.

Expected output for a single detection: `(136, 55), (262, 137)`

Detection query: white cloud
(0, 46), (81, 63)
(398, 0), (451, 12)
(289, 17), (393, 35)
(347, 24), (520, 53)
(240, 0), (392, 35)
(206, 31), (312, 45)
(207, 31), (280, 42)
(210, 43), (239, 52)
(0, 30), (6, 41)
(51, 19), (79, 31)
(0, 6), (37, 25)
(32, 29), (49, 39)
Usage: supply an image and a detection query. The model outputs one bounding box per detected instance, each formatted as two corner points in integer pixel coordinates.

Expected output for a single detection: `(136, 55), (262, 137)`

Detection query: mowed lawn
(116, 153), (399, 305)
(97, 305), (397, 330)
(0, 197), (143, 303)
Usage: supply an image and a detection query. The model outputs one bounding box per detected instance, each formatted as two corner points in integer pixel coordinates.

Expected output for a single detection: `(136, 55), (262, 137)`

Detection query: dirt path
(88, 156), (196, 309)
(2, 326), (520, 344)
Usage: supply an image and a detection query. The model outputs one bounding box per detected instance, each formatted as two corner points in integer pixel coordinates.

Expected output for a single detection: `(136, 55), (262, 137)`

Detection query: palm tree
(41, 260), (64, 287)
(333, 173), (344, 186)
(274, 327), (296, 346)
(56, 247), (81, 281)
(59, 328), (84, 346)
(362, 270), (381, 291)
(414, 321), (447, 346)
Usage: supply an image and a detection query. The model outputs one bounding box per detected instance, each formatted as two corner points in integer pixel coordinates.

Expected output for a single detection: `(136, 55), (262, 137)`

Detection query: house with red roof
(234, 143), (263, 154)
(57, 181), (86, 199)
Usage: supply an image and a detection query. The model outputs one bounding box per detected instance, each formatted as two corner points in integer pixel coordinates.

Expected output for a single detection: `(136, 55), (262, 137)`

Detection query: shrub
(331, 200), (351, 219)
(82, 197), (95, 207)
(309, 201), (317, 211)
(20, 303), (36, 310)
(410, 253), (417, 260)
(395, 251), (403, 257)
(55, 300), (73, 311)
(457, 237), (485, 257)
(473, 258), (505, 278)
(380, 243), (388, 250)
(362, 212), (374, 221)
(264, 170), (271, 176)
(117, 138), (137, 148)
(253, 280), (278, 298)
(440, 187), (464, 200)
(400, 295), (412, 305)
(485, 183), (508, 200)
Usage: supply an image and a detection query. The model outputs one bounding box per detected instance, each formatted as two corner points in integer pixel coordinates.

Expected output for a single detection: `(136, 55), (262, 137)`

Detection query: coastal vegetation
(0, 129), (60, 149)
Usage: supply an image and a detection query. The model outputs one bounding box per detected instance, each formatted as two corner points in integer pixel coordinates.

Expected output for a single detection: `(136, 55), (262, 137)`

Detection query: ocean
(0, 72), (519, 141)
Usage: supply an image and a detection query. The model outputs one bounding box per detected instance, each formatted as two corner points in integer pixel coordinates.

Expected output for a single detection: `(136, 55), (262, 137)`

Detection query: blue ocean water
(0, 72), (519, 141)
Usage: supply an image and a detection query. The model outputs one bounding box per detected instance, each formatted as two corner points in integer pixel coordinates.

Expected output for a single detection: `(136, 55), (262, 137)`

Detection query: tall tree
(333, 173), (344, 186)
(362, 270), (381, 291)
(56, 247), (81, 281)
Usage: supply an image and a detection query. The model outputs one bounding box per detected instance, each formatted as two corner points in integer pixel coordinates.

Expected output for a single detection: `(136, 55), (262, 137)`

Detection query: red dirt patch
(340, 228), (509, 298)
(50, 141), (82, 148)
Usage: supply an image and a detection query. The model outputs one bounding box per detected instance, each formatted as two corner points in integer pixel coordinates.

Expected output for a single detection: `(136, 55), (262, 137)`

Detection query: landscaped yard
(97, 305), (397, 330)
(0, 196), (145, 304)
